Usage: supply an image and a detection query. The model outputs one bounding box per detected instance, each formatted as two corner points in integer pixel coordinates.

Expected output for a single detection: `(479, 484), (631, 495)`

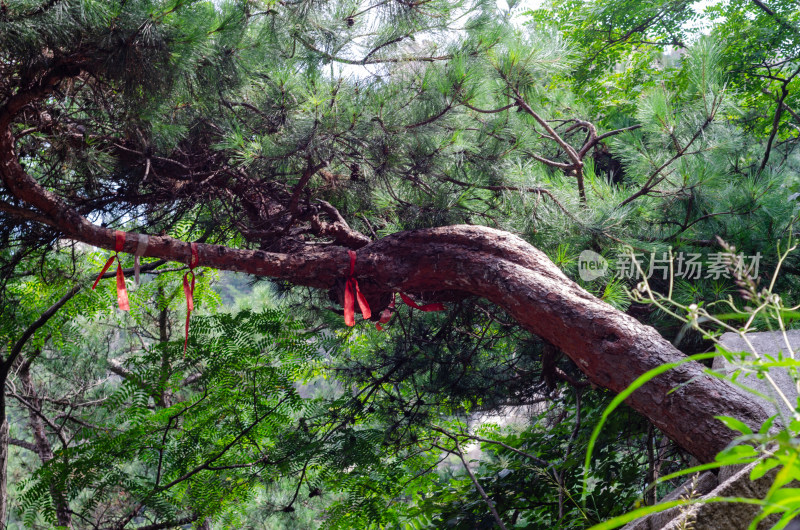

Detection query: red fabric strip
(92, 256), (116, 290)
(399, 293), (445, 312)
(114, 231), (129, 311)
(344, 278), (355, 327)
(376, 311), (389, 330)
(116, 262), (130, 311)
(189, 242), (199, 269)
(342, 252), (444, 330)
(377, 306), (394, 324)
(343, 250), (371, 327)
(375, 295), (395, 330)
(183, 243), (199, 353)
(114, 230), (125, 252)
(183, 270), (195, 353)
(92, 231), (129, 311)
(375, 293), (444, 331)
(354, 282), (371, 320)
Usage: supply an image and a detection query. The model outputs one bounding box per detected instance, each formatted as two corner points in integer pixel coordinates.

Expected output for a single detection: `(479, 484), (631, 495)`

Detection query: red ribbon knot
(338, 250), (445, 329)
(92, 230), (130, 311)
(343, 250), (371, 326)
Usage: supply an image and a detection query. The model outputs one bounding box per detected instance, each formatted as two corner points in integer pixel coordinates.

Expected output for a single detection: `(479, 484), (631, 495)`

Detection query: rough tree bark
(0, 115), (770, 463)
(18, 363), (72, 528)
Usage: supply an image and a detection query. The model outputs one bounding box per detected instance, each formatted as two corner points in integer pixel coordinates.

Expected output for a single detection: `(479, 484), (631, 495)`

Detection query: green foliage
(17, 305), (317, 527)
(3, 0), (800, 528)
(586, 243), (800, 528)
(388, 394), (648, 529)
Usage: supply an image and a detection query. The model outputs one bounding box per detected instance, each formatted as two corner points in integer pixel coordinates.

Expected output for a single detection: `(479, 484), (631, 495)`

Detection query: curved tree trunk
(0, 120), (770, 461)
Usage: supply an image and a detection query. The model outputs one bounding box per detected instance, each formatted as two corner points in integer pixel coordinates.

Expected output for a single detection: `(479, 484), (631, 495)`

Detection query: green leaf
(715, 415), (753, 435)
(759, 415), (778, 435)
(715, 444), (758, 464)
(750, 458), (779, 481)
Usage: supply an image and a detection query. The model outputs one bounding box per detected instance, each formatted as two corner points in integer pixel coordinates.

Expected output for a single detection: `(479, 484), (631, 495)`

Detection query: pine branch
(439, 176), (580, 224)
(294, 34), (452, 65)
(618, 106), (719, 208)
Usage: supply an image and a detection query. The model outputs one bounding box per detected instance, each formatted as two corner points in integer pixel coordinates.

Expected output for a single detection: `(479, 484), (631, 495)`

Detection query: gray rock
(622, 472), (718, 530)
(660, 458), (779, 530)
(623, 330), (800, 529)
(622, 458), (782, 530)
(714, 330), (800, 423)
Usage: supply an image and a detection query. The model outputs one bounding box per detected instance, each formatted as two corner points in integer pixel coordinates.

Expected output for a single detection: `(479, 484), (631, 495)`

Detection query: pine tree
(2, 0), (799, 527)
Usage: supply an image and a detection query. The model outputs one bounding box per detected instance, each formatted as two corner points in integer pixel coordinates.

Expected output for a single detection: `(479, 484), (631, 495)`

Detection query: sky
(499, 0), (719, 34)
(498, 0), (542, 12)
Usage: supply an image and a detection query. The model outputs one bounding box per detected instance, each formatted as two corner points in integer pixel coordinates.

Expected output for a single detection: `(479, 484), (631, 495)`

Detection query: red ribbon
(343, 250), (371, 326)
(183, 243), (199, 354)
(92, 231), (130, 311)
(340, 251), (445, 329)
(399, 293), (445, 313)
(375, 293), (445, 331)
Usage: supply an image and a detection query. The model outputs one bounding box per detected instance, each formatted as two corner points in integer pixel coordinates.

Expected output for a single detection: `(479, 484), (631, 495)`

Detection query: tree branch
(2, 258), (167, 377)
(312, 199), (371, 248)
(759, 66), (800, 173)
(438, 176), (580, 224)
(0, 106), (771, 463)
(0, 200), (58, 227)
(760, 83), (790, 173)
(8, 438), (38, 452)
(513, 97), (581, 167)
(2, 285), (81, 377)
(434, 436), (508, 530)
(578, 124), (643, 158)
(429, 426), (551, 468)
(762, 88), (800, 123)
(750, 0), (800, 33)
(294, 34), (452, 65)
